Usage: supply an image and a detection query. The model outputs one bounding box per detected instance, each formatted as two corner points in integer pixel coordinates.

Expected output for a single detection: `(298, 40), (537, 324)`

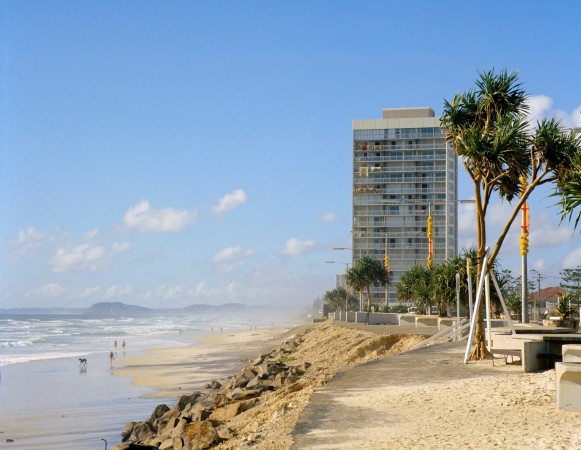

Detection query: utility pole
(519, 176), (530, 323)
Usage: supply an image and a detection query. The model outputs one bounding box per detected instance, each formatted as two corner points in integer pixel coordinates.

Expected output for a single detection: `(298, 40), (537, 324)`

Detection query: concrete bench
(416, 316), (439, 327)
(562, 344), (581, 363)
(491, 348), (522, 364)
(555, 362), (581, 412)
(398, 314), (417, 326)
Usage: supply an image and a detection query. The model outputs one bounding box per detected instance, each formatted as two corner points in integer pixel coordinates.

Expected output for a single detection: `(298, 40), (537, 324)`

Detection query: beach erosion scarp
(111, 321), (426, 449)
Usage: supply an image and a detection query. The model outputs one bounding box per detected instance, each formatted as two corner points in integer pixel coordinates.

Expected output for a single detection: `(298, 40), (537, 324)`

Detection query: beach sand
(109, 321), (581, 450)
(114, 327), (294, 399)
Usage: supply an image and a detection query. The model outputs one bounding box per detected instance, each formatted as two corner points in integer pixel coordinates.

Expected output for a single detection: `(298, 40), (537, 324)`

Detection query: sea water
(0, 311), (279, 449)
(0, 312), (263, 367)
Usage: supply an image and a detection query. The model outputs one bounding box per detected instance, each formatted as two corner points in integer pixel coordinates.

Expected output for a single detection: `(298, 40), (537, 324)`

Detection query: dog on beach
(78, 358), (87, 368)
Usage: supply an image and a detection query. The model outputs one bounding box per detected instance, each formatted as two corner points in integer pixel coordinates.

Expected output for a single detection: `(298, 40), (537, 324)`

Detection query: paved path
(290, 335), (501, 449)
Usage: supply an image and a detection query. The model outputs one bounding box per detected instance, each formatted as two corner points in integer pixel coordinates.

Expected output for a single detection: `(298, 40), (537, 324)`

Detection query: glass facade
(352, 109), (458, 306)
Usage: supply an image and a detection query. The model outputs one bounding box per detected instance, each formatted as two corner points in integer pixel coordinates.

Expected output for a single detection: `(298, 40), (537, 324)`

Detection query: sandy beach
(0, 323), (296, 450)
(110, 320), (581, 450)
(114, 327), (294, 399)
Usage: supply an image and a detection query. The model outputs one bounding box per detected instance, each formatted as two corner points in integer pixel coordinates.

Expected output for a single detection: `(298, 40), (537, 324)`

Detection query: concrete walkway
(290, 324), (503, 449)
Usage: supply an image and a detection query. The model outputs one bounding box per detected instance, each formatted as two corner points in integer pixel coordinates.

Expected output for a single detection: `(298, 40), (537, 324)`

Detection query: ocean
(0, 310), (281, 449)
(0, 312), (262, 367)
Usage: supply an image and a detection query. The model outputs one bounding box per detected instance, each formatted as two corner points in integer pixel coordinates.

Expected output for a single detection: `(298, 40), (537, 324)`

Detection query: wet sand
(0, 351), (174, 449)
(113, 327), (291, 399)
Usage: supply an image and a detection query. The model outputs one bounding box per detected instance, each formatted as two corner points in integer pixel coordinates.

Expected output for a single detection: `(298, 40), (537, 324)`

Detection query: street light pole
(325, 261), (350, 313)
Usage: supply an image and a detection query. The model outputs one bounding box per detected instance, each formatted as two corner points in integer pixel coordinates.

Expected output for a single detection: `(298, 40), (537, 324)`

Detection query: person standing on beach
(114, 340), (117, 350)
(122, 340), (126, 350)
(109, 351), (114, 363)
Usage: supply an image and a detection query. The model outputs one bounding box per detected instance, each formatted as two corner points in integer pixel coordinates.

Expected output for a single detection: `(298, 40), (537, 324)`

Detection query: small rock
(209, 402), (241, 421)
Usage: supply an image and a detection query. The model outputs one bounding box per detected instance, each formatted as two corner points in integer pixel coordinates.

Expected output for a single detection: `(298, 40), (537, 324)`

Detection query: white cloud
(526, 95), (553, 126)
(526, 95), (581, 128)
(457, 203), (476, 234)
(531, 259), (548, 272)
(124, 199), (197, 232)
(80, 286), (102, 298)
(83, 228), (99, 240)
(105, 285), (134, 299)
(563, 247), (581, 269)
(529, 220), (573, 248)
(280, 238), (316, 256)
(210, 246), (254, 273)
(153, 284), (184, 300)
(319, 211), (337, 222)
(212, 189), (248, 215)
(112, 242), (130, 253)
(194, 280), (237, 298)
(211, 246), (254, 263)
(12, 226), (46, 257)
(50, 244), (106, 272)
(554, 105), (581, 128)
(17, 226), (45, 245)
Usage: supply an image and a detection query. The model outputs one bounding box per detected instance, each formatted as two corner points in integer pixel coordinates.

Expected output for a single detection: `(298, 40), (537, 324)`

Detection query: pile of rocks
(112, 337), (310, 450)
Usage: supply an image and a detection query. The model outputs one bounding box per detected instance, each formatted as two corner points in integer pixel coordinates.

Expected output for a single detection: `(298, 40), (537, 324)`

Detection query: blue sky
(1, 1), (580, 309)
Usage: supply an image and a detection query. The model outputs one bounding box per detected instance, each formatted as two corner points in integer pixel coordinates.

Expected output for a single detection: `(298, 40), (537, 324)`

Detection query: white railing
(410, 319), (469, 351)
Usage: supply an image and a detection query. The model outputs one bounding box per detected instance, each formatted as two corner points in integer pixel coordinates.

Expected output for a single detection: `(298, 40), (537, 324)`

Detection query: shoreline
(0, 321), (300, 450)
(0, 351), (175, 450)
(113, 325), (299, 399)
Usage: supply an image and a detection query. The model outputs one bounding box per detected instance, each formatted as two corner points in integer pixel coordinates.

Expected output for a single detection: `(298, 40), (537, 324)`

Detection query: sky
(1, 1), (580, 309)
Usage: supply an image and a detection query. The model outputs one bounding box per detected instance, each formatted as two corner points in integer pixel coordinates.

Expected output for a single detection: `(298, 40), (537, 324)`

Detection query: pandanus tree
(441, 69), (581, 360)
(557, 145), (581, 229)
(346, 256), (390, 324)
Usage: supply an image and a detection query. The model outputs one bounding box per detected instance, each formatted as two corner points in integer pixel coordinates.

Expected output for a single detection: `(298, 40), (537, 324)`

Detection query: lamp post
(519, 175), (530, 323)
(325, 261), (350, 312)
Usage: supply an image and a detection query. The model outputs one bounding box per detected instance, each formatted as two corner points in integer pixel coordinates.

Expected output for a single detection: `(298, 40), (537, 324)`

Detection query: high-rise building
(352, 107), (458, 306)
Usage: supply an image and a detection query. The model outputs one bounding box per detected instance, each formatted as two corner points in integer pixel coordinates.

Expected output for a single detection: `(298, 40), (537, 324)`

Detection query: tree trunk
(365, 287), (371, 325)
(469, 185), (492, 361)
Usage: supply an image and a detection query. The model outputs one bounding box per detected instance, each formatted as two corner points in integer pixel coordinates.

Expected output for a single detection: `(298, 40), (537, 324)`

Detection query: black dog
(79, 358), (87, 368)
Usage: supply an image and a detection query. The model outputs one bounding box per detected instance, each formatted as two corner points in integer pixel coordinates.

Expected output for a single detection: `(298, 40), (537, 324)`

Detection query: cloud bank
(526, 96), (581, 128)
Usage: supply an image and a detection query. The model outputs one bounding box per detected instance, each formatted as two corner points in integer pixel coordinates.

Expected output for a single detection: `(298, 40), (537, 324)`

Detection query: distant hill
(0, 301), (301, 318)
(83, 302), (154, 316)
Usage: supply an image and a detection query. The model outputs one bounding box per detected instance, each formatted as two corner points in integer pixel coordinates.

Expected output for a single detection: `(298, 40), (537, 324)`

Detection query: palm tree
(345, 264), (365, 312)
(441, 69), (581, 360)
(397, 264), (432, 314)
(557, 144), (581, 229)
(346, 256), (390, 324)
(323, 287), (358, 312)
(432, 263), (457, 317)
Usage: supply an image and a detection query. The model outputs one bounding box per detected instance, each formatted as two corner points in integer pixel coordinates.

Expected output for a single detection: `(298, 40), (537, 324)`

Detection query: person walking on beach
(122, 339), (126, 350)
(109, 351), (114, 363)
(114, 340), (118, 350)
